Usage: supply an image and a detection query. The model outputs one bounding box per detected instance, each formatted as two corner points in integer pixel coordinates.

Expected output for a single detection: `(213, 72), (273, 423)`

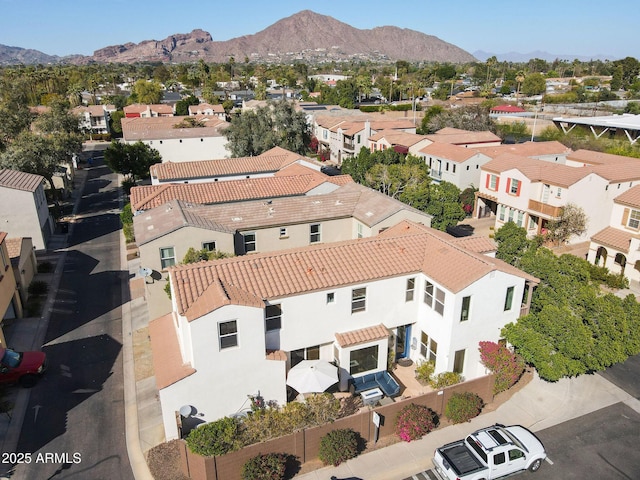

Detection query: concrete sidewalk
(294, 372), (640, 480)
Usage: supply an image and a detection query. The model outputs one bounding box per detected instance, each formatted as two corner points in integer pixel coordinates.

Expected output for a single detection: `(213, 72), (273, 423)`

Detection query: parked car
(0, 346), (47, 387)
(433, 423), (546, 480)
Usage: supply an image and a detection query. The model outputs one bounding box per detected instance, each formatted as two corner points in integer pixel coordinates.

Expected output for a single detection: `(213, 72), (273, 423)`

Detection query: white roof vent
(231, 217), (242, 222)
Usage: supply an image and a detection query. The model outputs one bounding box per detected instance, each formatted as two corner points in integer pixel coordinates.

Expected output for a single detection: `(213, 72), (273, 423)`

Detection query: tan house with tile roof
(475, 152), (640, 244)
(188, 103), (226, 120)
(475, 141), (573, 164)
(72, 104), (117, 135)
(368, 131), (431, 156)
(121, 115), (230, 162)
(425, 128), (502, 148)
(131, 163), (352, 213)
(123, 103), (174, 118)
(134, 182), (433, 319)
(0, 169), (53, 250)
(149, 146), (318, 185)
(150, 220), (537, 439)
(0, 233), (24, 346)
(588, 185), (640, 284)
(418, 142), (493, 189)
(5, 237), (37, 307)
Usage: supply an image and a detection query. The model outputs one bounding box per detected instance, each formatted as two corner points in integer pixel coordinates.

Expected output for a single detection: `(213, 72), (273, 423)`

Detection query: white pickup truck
(433, 424), (546, 480)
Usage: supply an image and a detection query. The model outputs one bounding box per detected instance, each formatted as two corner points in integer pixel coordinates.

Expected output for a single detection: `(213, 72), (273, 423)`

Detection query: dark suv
(0, 346), (47, 387)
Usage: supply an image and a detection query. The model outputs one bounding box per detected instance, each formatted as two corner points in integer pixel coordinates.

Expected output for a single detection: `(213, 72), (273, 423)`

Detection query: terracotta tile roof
(369, 131), (428, 146)
(169, 220), (538, 321)
(491, 105), (526, 113)
(482, 154), (592, 187)
(590, 162), (640, 182)
(615, 185), (640, 208)
(567, 149), (639, 166)
(149, 148), (305, 181)
(188, 103), (225, 114)
(474, 141), (572, 158)
(449, 236), (497, 254)
(426, 129), (501, 145)
(370, 119), (415, 131)
(124, 103), (174, 115)
(420, 142), (482, 162)
(591, 226), (639, 252)
(131, 166), (351, 212)
(335, 324), (390, 347)
(5, 237), (22, 259)
(133, 183), (429, 245)
(0, 232), (6, 247)
(0, 169), (44, 192)
(149, 313), (196, 389)
(122, 115), (229, 141)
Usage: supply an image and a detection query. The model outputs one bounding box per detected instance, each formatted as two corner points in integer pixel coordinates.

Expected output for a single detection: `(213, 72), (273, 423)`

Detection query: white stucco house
(121, 115), (230, 163)
(0, 169), (53, 251)
(475, 153), (640, 244)
(150, 220), (537, 440)
(588, 185), (640, 283)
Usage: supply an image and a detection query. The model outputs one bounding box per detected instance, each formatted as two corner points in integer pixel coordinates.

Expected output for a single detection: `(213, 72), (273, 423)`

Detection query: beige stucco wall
(0, 186), (50, 250)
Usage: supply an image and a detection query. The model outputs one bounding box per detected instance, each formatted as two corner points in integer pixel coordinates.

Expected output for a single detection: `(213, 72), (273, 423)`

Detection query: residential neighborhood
(1, 44), (640, 480)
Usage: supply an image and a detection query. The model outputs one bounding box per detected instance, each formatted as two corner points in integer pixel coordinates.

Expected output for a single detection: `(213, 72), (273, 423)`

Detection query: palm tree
(515, 71), (525, 104)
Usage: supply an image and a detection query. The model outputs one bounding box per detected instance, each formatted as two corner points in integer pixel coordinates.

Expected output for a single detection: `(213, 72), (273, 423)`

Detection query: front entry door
(396, 324), (412, 359)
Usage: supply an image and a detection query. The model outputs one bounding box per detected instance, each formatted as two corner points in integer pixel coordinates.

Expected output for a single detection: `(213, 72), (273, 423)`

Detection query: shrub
(120, 203), (133, 225)
(25, 298), (42, 317)
(395, 403), (438, 442)
(445, 392), (484, 423)
(37, 261), (54, 273)
(479, 341), (525, 394)
(122, 222), (135, 243)
(414, 360), (435, 383)
(429, 371), (464, 389)
(242, 453), (288, 480)
(185, 417), (242, 456)
(28, 280), (49, 296)
(318, 429), (359, 466)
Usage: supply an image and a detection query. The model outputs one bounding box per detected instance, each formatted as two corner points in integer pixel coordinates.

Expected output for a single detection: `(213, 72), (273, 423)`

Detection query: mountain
(473, 50), (615, 63)
(0, 44), (63, 65)
(91, 10), (476, 64)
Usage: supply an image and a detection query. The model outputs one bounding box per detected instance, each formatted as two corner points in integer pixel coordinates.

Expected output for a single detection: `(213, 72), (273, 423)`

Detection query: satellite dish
(179, 405), (193, 417)
(139, 267), (152, 278)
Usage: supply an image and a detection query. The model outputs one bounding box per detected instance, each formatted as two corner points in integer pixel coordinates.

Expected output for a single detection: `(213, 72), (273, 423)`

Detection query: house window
(508, 209), (514, 223)
(504, 286), (515, 311)
(279, 227), (288, 238)
(516, 211), (524, 227)
(488, 174), (498, 191)
(453, 349), (465, 374)
(628, 209), (640, 229)
(435, 288), (445, 315)
(351, 287), (366, 313)
(357, 134), (361, 143)
(326, 292), (335, 304)
(406, 278), (415, 302)
(453, 164), (456, 173)
(350, 345), (378, 375)
(509, 179), (520, 195)
(310, 223), (321, 243)
(420, 332), (438, 363)
(219, 320), (238, 349)
(446, 162), (449, 172)
(466, 165), (470, 171)
(424, 281), (434, 307)
(460, 296), (471, 322)
(202, 241), (216, 252)
(160, 247), (176, 269)
(265, 304), (282, 331)
(556, 187), (562, 198)
(357, 223), (363, 238)
(243, 232), (256, 252)
(528, 216), (537, 230)
(499, 205), (506, 222)
(291, 345), (320, 367)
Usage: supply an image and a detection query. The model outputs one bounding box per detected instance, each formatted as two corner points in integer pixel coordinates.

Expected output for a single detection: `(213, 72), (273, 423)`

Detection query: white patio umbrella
(286, 359), (339, 393)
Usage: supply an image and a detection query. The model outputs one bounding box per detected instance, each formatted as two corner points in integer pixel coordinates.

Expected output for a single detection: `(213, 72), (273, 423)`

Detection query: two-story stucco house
(0, 232), (24, 345)
(368, 131), (431, 156)
(72, 104), (117, 135)
(588, 185), (640, 283)
(188, 103), (226, 120)
(418, 142), (493, 189)
(121, 115), (230, 162)
(123, 104), (174, 118)
(425, 128), (502, 149)
(475, 153), (640, 244)
(149, 146), (318, 185)
(0, 170), (53, 251)
(149, 220), (537, 440)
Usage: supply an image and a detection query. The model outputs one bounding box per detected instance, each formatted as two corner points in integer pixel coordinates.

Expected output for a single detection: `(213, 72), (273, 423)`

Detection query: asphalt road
(13, 155), (134, 479)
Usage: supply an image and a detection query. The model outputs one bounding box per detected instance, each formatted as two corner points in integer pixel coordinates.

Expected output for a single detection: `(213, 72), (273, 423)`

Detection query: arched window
(595, 246), (608, 266)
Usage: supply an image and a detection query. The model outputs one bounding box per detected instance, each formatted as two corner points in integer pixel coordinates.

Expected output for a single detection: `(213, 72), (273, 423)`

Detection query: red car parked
(0, 346), (47, 387)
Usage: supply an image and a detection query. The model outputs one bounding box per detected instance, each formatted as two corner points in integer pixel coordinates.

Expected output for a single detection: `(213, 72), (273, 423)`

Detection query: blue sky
(0, 0), (637, 60)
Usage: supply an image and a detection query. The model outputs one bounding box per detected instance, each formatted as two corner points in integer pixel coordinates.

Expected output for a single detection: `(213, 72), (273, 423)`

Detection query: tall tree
(130, 79), (163, 104)
(425, 181), (466, 231)
(104, 141), (162, 184)
(223, 100), (310, 157)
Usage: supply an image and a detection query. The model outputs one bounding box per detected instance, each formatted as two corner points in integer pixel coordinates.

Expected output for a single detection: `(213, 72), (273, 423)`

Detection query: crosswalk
(403, 470), (439, 480)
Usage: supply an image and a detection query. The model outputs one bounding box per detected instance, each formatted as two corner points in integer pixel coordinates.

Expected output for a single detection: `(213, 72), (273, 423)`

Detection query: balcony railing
(343, 141), (355, 150)
(528, 199), (561, 218)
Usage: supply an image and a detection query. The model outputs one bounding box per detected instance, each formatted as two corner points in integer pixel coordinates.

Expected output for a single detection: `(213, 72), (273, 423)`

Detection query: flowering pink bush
(479, 341), (525, 394)
(395, 403), (438, 442)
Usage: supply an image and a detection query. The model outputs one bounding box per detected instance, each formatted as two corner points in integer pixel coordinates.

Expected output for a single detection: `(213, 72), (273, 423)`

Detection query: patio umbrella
(286, 360), (339, 393)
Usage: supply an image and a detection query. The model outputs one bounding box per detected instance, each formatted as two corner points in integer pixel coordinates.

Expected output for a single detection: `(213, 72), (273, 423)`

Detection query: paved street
(10, 154), (134, 479)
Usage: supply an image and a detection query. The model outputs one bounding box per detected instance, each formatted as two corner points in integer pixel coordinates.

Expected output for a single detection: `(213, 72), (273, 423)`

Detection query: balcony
(528, 199), (561, 218)
(343, 141), (355, 151)
(430, 169), (442, 180)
